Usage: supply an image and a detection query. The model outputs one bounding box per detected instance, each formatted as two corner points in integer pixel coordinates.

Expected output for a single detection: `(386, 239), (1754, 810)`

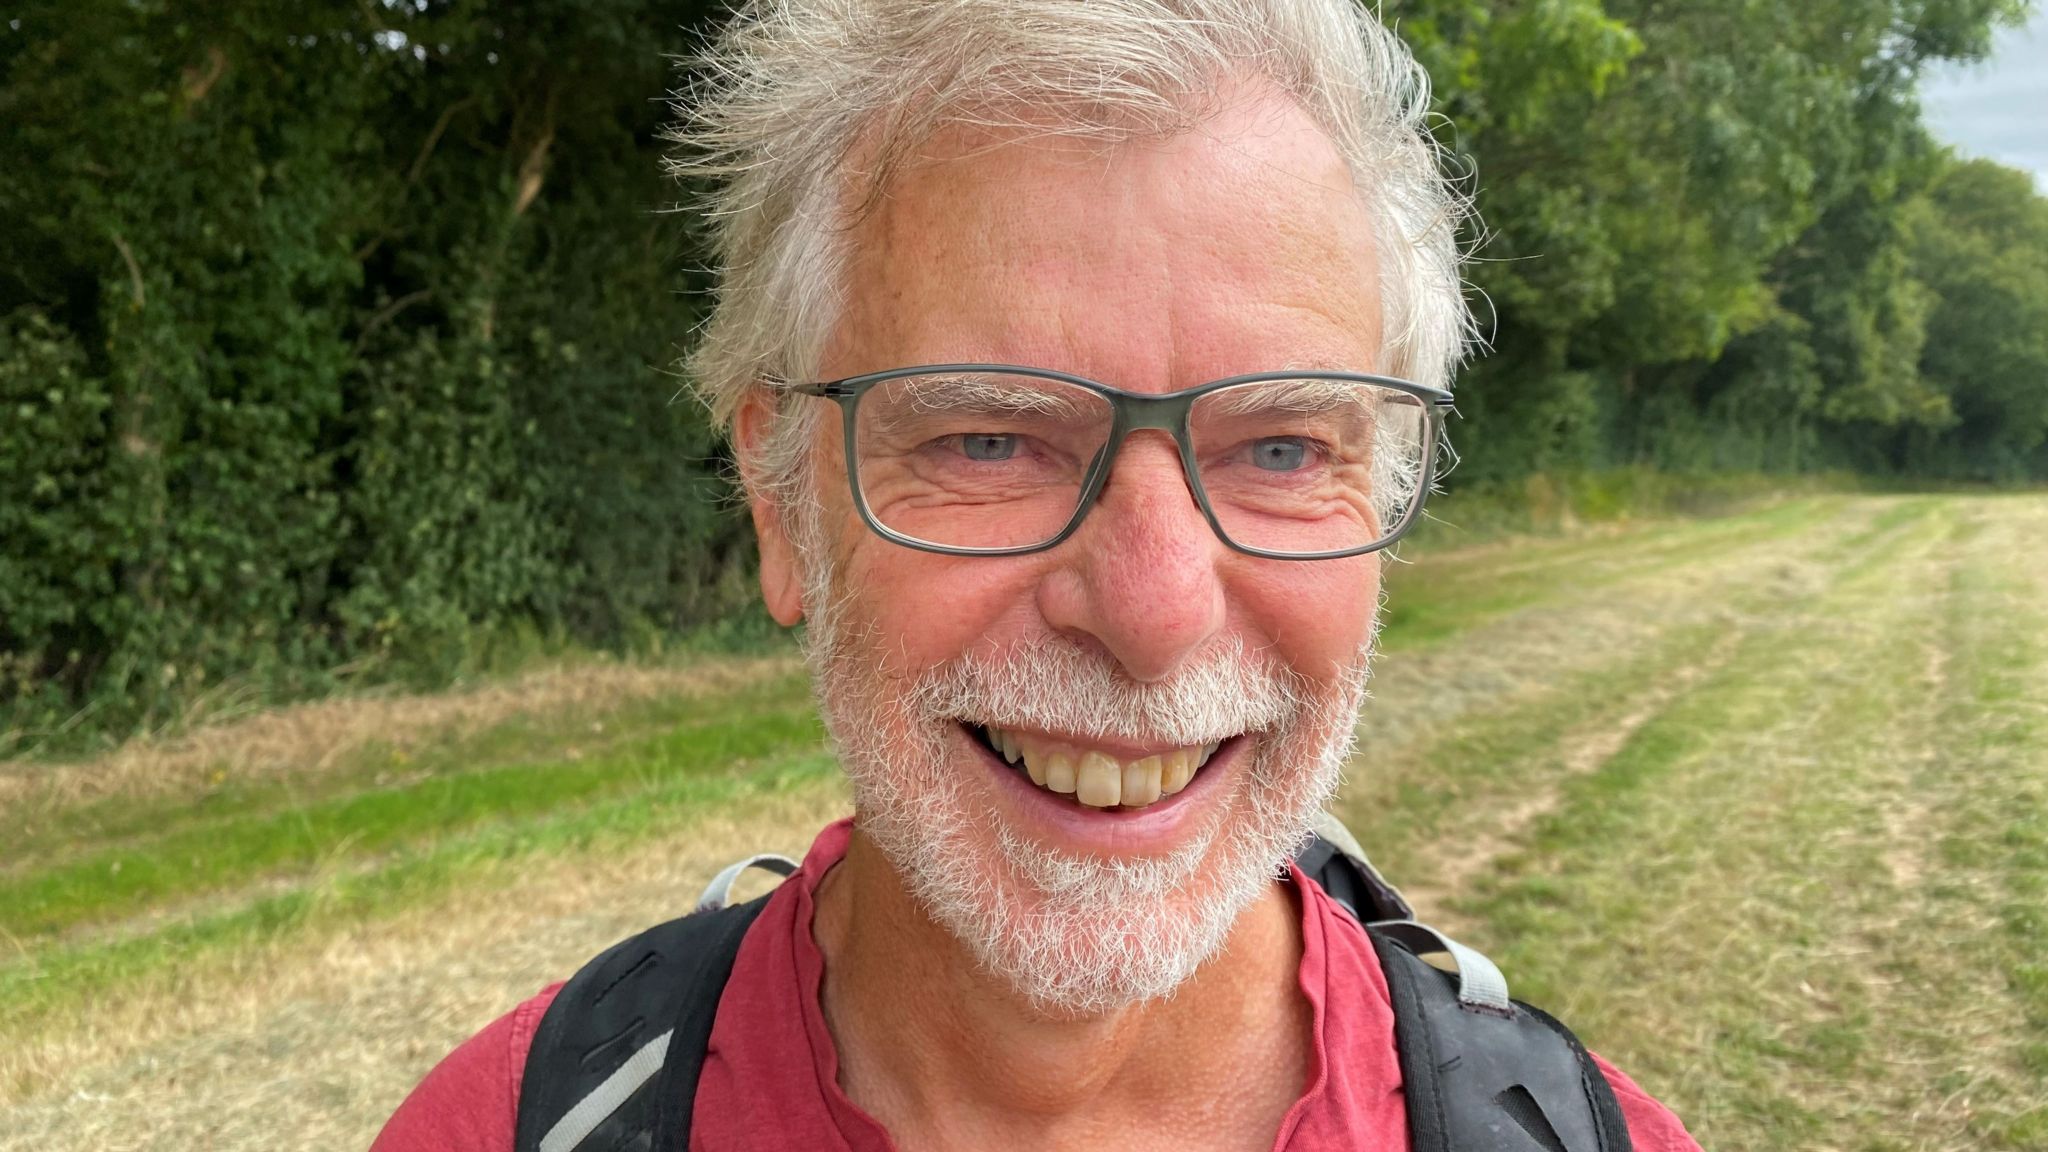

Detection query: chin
(808, 605), (1369, 1015)
(848, 716), (1345, 1017)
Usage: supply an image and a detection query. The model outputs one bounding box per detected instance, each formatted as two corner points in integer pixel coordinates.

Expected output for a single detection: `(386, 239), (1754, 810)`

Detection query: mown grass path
(3, 494), (2044, 1151)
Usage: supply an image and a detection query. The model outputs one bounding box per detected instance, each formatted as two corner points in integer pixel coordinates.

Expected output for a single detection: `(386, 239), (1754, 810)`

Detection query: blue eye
(1250, 437), (1309, 471)
(959, 434), (1018, 461)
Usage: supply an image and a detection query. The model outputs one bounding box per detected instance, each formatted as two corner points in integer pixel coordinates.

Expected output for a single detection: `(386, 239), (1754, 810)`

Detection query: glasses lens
(1189, 379), (1430, 556)
(851, 371), (1114, 551)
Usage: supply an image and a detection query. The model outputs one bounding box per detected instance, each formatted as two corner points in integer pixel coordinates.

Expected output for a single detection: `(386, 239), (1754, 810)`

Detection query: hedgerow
(1, 2), (749, 744)
(3, 1), (2043, 746)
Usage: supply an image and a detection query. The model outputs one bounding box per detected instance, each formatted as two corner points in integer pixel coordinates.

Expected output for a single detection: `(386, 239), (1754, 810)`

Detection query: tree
(1388, 0), (2037, 480)
(0, 1), (746, 740)
(1901, 158), (2048, 479)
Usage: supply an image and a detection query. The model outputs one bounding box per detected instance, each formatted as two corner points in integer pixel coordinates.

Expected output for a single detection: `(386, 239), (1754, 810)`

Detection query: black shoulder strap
(514, 898), (766, 1152)
(1293, 820), (1416, 923)
(1300, 831), (1632, 1152)
(518, 834), (1633, 1152)
(1368, 929), (1633, 1152)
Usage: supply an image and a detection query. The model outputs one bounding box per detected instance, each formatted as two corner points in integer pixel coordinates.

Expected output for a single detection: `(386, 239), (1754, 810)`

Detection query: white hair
(666, 0), (1475, 505)
(809, 595), (1371, 1015)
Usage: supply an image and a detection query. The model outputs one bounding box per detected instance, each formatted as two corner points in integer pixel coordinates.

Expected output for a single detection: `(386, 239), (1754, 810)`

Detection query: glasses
(790, 365), (1453, 561)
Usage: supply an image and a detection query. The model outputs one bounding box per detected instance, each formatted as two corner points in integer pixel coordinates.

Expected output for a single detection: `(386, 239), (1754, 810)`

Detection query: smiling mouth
(965, 723), (1227, 810)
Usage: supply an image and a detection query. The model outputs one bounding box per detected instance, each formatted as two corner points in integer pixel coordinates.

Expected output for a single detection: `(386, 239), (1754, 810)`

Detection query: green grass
(0, 704), (822, 940)
(1, 669), (811, 865)
(1418, 496), (2048, 1151)
(0, 749), (840, 1045)
(1404, 467), (1852, 544)
(1377, 493), (1843, 650)
(5, 490), (2046, 1152)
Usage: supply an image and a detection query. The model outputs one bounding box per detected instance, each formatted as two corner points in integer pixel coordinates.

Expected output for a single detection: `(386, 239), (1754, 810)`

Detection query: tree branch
(354, 97), (480, 263)
(110, 233), (145, 311)
(512, 98), (556, 218)
(351, 289), (433, 357)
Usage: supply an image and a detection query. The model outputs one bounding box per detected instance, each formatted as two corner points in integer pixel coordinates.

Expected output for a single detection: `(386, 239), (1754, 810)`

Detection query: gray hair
(667, 0), (1475, 504)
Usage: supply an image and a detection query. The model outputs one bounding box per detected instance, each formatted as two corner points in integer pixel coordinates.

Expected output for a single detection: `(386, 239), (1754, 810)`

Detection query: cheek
(1231, 553), (1381, 678)
(840, 543), (1050, 675)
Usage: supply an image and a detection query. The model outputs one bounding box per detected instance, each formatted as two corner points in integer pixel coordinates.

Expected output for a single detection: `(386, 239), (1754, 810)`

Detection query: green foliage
(1392, 0), (2043, 486)
(0, 0), (748, 745)
(0, 314), (113, 713)
(2, 0), (2045, 745)
(1900, 160), (2048, 479)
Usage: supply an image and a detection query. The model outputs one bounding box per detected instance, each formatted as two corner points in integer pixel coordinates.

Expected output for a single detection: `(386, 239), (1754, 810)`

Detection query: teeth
(1075, 751), (1122, 807)
(982, 725), (1225, 810)
(1122, 755), (1162, 806)
(1044, 751), (1077, 794)
(1023, 745), (1048, 786)
(1160, 749), (1192, 795)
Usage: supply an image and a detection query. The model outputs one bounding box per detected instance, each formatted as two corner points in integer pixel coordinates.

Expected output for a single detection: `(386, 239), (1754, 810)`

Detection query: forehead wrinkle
(827, 88), (1380, 392)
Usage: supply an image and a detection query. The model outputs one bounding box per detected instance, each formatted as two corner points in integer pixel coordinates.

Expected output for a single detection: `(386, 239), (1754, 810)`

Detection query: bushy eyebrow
(1199, 377), (1378, 417)
(863, 373), (1100, 440)
(895, 374), (1091, 414)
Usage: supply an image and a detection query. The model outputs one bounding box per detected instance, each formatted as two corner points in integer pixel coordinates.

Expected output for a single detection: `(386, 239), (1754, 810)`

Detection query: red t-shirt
(371, 819), (1700, 1151)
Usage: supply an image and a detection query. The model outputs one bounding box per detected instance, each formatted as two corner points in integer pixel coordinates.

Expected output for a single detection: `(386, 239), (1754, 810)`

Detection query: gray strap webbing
(536, 1029), (672, 1152)
(695, 853), (799, 913)
(1370, 920), (1514, 1015)
(1312, 810), (1414, 918)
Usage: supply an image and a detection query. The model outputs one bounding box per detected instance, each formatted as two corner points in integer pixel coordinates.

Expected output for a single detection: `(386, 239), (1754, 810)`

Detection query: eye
(1248, 437), (1311, 472)
(957, 433), (1018, 462)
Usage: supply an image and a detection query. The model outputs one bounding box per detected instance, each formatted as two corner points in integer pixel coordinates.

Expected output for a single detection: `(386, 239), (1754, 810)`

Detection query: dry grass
(1343, 496), (1887, 917)
(0, 654), (800, 821)
(6, 494), (2044, 1151)
(1446, 496), (2048, 1150)
(1390, 624), (1743, 927)
(0, 780), (850, 1151)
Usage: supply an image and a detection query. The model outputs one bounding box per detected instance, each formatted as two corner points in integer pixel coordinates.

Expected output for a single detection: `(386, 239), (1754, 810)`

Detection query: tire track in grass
(1377, 496), (1846, 652)
(0, 494), (1983, 1150)
(1921, 498), (2048, 1150)
(1445, 496), (2048, 1151)
(1390, 625), (1743, 930)
(1436, 505), (1950, 1141)
(1345, 495), (1914, 925)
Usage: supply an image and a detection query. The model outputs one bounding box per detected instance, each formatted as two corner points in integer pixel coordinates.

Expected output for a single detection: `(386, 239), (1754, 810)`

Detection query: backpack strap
(518, 829), (1633, 1152)
(1299, 818), (1631, 1150)
(1367, 926), (1634, 1152)
(514, 898), (766, 1152)
(1297, 811), (1416, 922)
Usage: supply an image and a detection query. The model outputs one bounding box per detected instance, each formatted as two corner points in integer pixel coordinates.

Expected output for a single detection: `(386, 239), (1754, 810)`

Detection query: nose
(1036, 432), (1228, 682)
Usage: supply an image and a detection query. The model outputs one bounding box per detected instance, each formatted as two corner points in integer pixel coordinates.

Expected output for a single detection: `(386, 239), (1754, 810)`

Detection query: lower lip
(959, 723), (1243, 856)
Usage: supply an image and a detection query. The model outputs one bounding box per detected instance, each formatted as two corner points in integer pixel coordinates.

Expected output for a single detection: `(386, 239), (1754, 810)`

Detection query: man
(374, 1), (1702, 1149)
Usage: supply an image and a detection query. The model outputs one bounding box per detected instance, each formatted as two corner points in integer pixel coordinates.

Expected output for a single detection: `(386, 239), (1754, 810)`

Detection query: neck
(810, 825), (1312, 1151)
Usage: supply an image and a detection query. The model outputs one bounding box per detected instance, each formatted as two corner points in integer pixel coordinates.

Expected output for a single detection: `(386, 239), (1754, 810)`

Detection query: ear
(733, 393), (806, 627)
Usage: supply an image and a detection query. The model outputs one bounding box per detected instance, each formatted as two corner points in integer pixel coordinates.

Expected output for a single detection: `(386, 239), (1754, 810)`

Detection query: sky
(1919, 9), (2048, 190)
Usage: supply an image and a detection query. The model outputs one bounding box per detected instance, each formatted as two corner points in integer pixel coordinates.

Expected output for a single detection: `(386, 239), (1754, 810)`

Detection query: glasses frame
(790, 364), (1456, 561)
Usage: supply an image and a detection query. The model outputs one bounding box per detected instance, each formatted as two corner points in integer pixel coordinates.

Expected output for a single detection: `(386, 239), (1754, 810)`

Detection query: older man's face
(752, 84), (1388, 1011)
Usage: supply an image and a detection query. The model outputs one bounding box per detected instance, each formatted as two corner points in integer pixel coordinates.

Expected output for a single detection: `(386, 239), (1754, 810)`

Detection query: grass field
(3, 493), (2045, 1151)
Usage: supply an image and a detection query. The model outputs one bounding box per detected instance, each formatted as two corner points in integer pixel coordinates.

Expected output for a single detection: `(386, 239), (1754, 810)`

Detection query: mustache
(909, 635), (1312, 747)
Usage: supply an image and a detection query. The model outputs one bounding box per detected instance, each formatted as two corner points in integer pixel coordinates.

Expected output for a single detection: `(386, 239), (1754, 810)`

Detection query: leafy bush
(2, 0), (2041, 748)
(0, 1), (752, 747)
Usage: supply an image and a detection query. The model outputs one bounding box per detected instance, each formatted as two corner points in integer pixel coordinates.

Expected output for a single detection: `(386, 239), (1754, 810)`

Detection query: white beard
(792, 504), (1373, 1016)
